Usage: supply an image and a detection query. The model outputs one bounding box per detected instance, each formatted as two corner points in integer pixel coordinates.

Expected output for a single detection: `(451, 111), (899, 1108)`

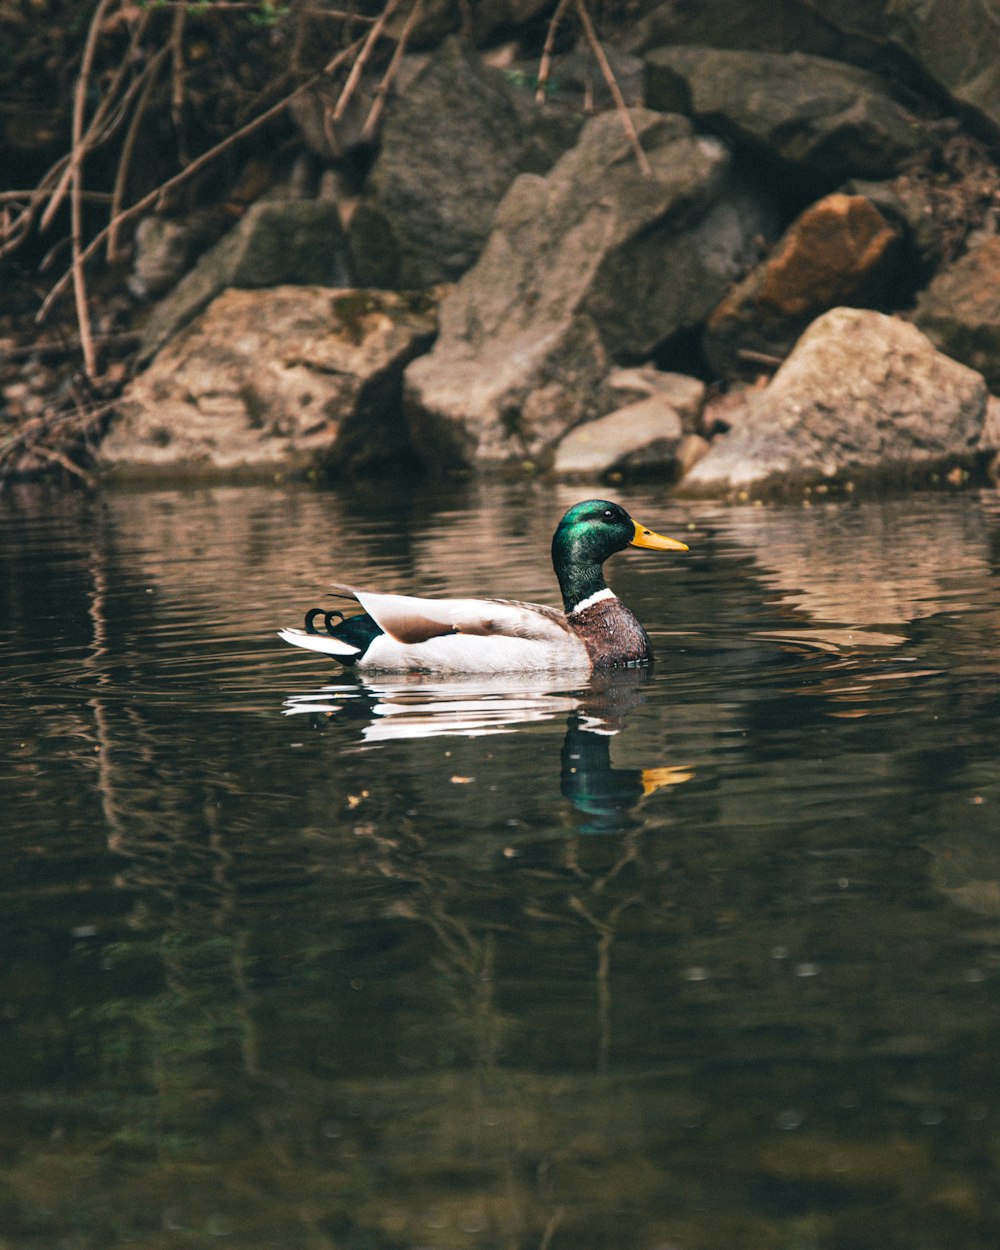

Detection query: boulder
(703, 192), (904, 377)
(912, 235), (1000, 390)
(598, 367), (706, 431)
(347, 38), (581, 289)
(137, 200), (349, 361)
(553, 377), (706, 479)
(631, 2), (1000, 138)
(405, 108), (774, 468)
(677, 308), (988, 497)
(101, 286), (439, 478)
(626, 0), (891, 63)
(888, 0), (1000, 140)
(644, 46), (931, 184)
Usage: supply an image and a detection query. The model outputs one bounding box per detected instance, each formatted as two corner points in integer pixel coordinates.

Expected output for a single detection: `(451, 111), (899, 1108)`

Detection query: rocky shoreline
(6, 2), (1000, 498)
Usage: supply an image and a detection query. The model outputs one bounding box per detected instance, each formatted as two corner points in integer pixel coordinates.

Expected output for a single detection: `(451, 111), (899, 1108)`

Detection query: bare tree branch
(360, 0), (423, 144)
(66, 0), (120, 378)
(536, 0), (573, 104)
(330, 0), (404, 128)
(38, 38), (364, 325)
(573, 0), (651, 177)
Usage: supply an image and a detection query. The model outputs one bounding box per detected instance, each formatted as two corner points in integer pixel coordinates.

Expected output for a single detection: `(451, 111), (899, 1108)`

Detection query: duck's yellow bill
(629, 520), (688, 552)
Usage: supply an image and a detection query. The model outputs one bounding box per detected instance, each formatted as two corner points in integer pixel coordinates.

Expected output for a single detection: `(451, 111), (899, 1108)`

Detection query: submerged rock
(678, 307), (988, 497)
(405, 108), (772, 468)
(645, 46), (931, 183)
(101, 286), (439, 478)
(704, 192), (904, 377)
(912, 235), (1000, 390)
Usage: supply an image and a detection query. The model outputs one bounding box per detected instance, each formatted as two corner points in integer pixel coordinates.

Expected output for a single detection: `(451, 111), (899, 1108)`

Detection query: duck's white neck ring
(568, 587), (617, 616)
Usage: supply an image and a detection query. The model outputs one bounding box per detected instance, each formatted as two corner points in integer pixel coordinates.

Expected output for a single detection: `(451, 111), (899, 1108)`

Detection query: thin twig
(359, 0), (422, 144)
(539, 1205), (566, 1250)
(456, 0), (473, 38)
(536, 0), (573, 104)
(67, 0), (117, 378)
(169, 4), (188, 165)
(134, 1), (377, 14)
(0, 332), (140, 362)
(573, 0), (651, 176)
(8, 35), (160, 267)
(1, 187), (111, 206)
(329, 0), (403, 127)
(33, 443), (97, 486)
(107, 47), (169, 261)
(737, 348), (783, 368)
(40, 0), (147, 234)
(70, 184), (97, 382)
(37, 39), (364, 325)
(0, 399), (111, 462)
(0, 162), (69, 258)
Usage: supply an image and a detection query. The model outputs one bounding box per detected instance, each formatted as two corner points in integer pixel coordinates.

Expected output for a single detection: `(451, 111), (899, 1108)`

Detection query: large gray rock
(645, 46), (931, 182)
(677, 308), (988, 497)
(405, 108), (774, 468)
(631, 1), (1000, 144)
(627, 0), (892, 60)
(347, 38), (580, 289)
(102, 286), (438, 478)
(889, 0), (1000, 139)
(137, 200), (349, 361)
(912, 235), (1000, 391)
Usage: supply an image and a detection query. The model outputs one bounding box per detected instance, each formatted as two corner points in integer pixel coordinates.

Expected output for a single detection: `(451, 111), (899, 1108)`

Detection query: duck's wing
(332, 583), (574, 645)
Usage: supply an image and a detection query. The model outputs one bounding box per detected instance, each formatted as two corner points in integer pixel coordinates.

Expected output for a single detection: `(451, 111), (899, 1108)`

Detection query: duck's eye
(603, 509), (614, 519)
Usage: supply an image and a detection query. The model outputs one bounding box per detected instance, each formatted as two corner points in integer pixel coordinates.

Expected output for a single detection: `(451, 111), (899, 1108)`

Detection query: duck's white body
(279, 584), (591, 673)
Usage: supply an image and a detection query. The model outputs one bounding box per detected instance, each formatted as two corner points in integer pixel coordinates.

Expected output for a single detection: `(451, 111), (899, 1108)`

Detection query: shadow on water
(2, 481), (1000, 1247)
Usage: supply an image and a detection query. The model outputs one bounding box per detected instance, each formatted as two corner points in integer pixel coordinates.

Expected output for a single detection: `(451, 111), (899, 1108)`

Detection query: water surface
(2, 480), (1000, 1249)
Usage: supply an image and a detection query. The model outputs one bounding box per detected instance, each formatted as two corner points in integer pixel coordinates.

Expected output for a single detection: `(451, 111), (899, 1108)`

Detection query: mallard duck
(278, 499), (688, 673)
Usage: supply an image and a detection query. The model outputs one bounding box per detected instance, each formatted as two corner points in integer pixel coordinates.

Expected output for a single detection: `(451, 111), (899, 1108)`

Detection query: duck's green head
(552, 499), (688, 612)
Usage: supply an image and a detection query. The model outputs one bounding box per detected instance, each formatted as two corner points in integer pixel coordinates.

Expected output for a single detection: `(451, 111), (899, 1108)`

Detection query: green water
(2, 480), (1000, 1249)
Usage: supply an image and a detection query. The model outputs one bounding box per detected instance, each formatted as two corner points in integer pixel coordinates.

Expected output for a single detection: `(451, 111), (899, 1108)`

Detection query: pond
(2, 478), (1000, 1250)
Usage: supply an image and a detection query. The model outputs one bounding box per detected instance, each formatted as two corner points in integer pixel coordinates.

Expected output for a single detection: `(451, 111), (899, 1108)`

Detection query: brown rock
(100, 286), (439, 478)
(704, 193), (903, 376)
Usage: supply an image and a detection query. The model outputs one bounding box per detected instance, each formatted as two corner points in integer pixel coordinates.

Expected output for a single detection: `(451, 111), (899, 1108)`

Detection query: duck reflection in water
(559, 668), (693, 833)
(283, 667), (692, 833)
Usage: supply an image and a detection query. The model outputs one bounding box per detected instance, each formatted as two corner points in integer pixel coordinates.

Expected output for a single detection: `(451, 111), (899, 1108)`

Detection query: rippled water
(2, 479), (1000, 1249)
